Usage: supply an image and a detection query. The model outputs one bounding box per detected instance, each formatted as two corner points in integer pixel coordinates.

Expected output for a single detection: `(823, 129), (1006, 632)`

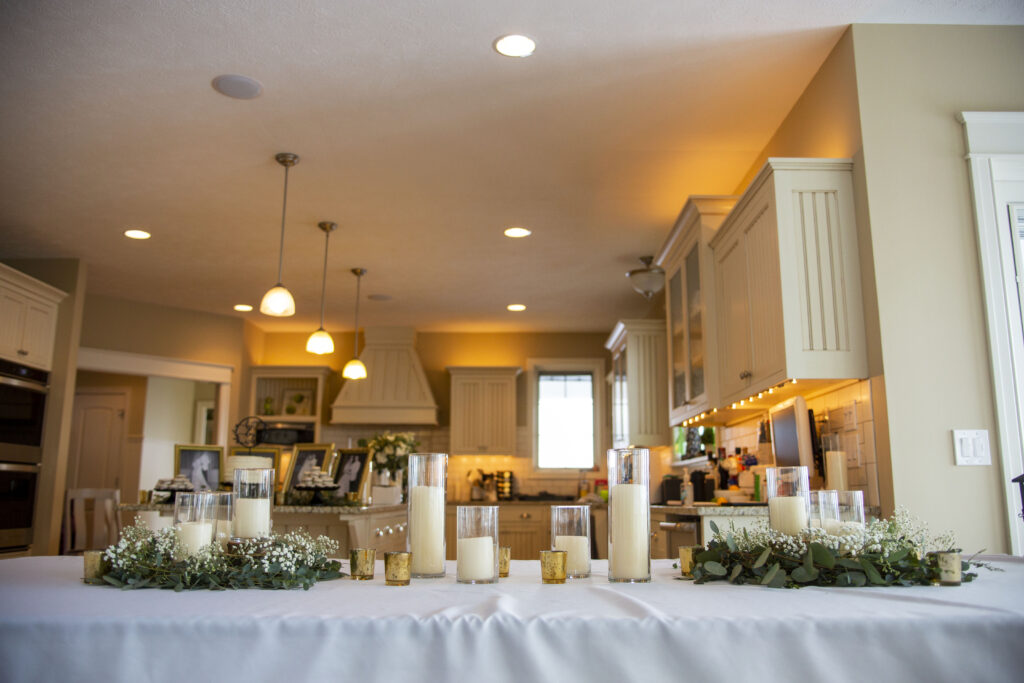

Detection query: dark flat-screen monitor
(769, 396), (814, 471)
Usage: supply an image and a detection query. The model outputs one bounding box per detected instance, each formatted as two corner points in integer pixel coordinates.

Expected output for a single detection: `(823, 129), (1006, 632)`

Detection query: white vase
(377, 469), (393, 487)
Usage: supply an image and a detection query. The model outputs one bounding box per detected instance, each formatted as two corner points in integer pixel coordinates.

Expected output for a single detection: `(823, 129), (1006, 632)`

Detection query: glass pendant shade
(343, 358), (367, 380)
(260, 284), (296, 316)
(305, 328), (334, 355)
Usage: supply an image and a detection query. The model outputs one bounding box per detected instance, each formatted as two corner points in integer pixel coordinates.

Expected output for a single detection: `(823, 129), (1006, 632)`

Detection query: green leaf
(803, 548), (815, 572)
(886, 548), (909, 564)
(704, 561), (728, 576)
(791, 566), (819, 583)
(767, 569), (788, 589)
(752, 548), (771, 568)
(729, 564), (743, 582)
(837, 571), (867, 587)
(709, 520), (720, 535)
(837, 557), (863, 571)
(761, 562), (780, 585)
(726, 534), (737, 552)
(809, 543), (835, 569)
(859, 558), (887, 585)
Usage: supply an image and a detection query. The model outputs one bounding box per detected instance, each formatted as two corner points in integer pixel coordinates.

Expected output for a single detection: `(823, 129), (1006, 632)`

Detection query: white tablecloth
(1, 557), (1022, 683)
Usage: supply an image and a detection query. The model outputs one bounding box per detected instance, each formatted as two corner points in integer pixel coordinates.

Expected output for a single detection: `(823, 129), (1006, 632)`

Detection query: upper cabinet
(708, 159), (868, 405)
(249, 365), (333, 440)
(655, 196), (737, 425)
(0, 263), (66, 371)
(605, 320), (670, 448)
(448, 367), (520, 455)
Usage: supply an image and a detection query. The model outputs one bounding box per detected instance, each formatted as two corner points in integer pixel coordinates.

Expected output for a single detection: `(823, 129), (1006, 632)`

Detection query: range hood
(330, 327), (438, 425)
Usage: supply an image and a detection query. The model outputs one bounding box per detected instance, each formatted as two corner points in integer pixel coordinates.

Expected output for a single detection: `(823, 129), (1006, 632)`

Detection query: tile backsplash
(714, 379), (880, 509)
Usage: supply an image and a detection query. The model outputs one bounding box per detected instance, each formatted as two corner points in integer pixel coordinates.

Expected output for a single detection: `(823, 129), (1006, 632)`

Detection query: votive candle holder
(384, 551), (411, 586)
(350, 548), (376, 580)
(540, 549), (567, 584)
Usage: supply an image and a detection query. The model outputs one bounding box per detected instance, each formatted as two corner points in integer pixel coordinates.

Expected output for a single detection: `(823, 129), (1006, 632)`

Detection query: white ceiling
(2, 1), (1022, 333)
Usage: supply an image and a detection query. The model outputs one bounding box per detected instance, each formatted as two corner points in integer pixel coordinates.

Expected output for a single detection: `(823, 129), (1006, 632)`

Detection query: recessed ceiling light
(211, 74), (263, 100)
(233, 304), (253, 312)
(493, 35), (536, 58)
(503, 227), (532, 238)
(124, 229), (151, 240)
(507, 304), (526, 312)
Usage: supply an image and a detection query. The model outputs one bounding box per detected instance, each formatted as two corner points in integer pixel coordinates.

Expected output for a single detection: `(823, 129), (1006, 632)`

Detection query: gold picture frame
(283, 443), (335, 492)
(173, 444), (224, 491)
(223, 446), (282, 484)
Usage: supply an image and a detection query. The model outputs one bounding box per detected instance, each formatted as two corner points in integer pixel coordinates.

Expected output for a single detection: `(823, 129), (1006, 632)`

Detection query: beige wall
(850, 24), (1024, 553)
(259, 330), (610, 426)
(80, 294), (248, 429)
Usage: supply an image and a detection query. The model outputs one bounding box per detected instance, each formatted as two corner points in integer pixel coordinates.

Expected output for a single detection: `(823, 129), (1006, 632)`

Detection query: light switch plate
(952, 430), (991, 466)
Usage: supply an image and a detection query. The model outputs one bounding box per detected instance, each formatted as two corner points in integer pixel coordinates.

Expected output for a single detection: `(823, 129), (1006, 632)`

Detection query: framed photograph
(280, 387), (315, 417)
(223, 446), (281, 484)
(283, 443), (335, 491)
(332, 448), (372, 498)
(174, 445), (224, 491)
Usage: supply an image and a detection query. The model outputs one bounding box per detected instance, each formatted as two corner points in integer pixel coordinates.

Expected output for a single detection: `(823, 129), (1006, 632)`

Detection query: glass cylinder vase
(810, 489), (840, 533)
(232, 468), (274, 540)
(551, 505), (591, 578)
(408, 452), (447, 578)
(765, 466), (810, 536)
(456, 505), (498, 584)
(607, 448), (650, 583)
(173, 491), (216, 557)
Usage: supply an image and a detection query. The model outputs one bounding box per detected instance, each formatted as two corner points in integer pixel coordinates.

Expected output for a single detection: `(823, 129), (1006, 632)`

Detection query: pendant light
(260, 153), (299, 316)
(305, 221), (337, 355)
(342, 268), (368, 380)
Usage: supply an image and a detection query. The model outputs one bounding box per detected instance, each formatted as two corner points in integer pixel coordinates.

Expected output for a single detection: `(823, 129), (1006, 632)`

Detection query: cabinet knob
(396, 523), (406, 532)
(739, 370), (752, 380)
(519, 512), (531, 520)
(374, 528), (383, 538)
(385, 525), (394, 535)
(16, 349), (28, 356)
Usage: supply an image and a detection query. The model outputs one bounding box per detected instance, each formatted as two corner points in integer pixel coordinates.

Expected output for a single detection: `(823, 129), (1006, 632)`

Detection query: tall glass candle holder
(212, 491), (234, 548)
(607, 448), (650, 583)
(551, 505), (591, 578)
(765, 466), (810, 536)
(232, 468), (274, 540)
(838, 490), (866, 531)
(408, 453), (447, 578)
(810, 490), (840, 533)
(456, 505), (498, 584)
(173, 492), (216, 557)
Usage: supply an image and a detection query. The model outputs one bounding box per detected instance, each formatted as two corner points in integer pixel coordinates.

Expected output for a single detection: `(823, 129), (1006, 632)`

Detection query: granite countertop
(651, 504), (768, 516)
(121, 503), (406, 515)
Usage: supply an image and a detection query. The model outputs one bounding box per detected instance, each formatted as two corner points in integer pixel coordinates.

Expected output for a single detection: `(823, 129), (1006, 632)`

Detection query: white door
(68, 391), (126, 491)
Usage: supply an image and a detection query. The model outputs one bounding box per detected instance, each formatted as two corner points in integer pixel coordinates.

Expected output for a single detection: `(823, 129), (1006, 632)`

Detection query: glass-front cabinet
(605, 320), (670, 448)
(655, 196), (737, 425)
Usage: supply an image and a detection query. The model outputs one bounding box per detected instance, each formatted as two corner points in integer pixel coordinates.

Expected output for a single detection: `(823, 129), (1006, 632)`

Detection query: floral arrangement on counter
(687, 508), (994, 589)
(93, 521), (343, 591)
(361, 431), (419, 477)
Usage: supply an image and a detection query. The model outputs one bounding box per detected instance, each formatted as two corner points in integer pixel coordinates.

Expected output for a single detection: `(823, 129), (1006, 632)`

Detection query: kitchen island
(1, 556), (1021, 683)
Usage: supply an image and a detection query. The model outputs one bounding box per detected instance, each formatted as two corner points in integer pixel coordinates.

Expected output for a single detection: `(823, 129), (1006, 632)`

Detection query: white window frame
(527, 358), (606, 475)
(961, 111), (1024, 555)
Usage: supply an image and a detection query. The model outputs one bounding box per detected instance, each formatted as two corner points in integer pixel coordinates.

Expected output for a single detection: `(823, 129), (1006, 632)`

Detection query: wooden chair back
(62, 488), (121, 555)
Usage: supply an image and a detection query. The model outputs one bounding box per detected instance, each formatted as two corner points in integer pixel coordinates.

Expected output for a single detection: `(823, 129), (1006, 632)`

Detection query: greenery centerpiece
(94, 521), (343, 591)
(362, 431), (418, 482)
(688, 508), (991, 588)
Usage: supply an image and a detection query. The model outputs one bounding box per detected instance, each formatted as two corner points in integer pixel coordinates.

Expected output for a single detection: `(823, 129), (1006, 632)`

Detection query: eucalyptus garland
(689, 509), (992, 588)
(95, 522), (343, 591)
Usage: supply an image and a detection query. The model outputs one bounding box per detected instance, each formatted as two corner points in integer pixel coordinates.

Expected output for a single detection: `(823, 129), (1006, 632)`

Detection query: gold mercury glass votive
(83, 550), (106, 583)
(345, 492), (360, 504)
(678, 545), (703, 577)
(385, 551), (411, 586)
(498, 546), (511, 578)
(932, 551), (962, 586)
(350, 548), (376, 580)
(540, 549), (567, 584)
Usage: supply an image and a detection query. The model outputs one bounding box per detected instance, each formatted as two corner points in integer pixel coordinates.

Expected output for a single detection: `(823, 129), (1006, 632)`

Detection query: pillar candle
(554, 535), (590, 575)
(457, 536), (495, 581)
(409, 485), (445, 575)
(768, 495), (808, 536)
(825, 451), (848, 491)
(176, 521), (213, 556)
(233, 498), (271, 538)
(610, 483), (649, 580)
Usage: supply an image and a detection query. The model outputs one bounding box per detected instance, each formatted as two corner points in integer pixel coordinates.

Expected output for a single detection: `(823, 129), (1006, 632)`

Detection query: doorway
(67, 390), (126, 491)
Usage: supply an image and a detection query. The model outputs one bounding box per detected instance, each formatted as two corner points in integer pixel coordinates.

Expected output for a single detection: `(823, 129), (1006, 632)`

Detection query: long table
(1, 556), (1022, 682)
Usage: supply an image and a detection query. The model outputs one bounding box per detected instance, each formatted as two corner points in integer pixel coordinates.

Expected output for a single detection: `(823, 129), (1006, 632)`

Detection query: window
(527, 359), (605, 471)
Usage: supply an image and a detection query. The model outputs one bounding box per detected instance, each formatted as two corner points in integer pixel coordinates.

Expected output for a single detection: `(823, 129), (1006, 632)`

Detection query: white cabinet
(248, 366), (332, 441)
(605, 320), (671, 448)
(448, 367), (520, 455)
(709, 159), (867, 405)
(655, 196), (736, 425)
(0, 263), (65, 371)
